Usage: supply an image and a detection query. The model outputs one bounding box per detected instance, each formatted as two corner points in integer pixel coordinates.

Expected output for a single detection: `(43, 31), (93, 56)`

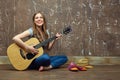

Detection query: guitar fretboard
(34, 36), (57, 49)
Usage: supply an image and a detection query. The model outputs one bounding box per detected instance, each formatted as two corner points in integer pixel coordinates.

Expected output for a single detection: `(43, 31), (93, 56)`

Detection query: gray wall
(0, 0), (120, 56)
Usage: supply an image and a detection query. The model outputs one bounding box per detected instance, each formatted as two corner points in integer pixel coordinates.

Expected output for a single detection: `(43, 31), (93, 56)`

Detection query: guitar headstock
(63, 25), (72, 35)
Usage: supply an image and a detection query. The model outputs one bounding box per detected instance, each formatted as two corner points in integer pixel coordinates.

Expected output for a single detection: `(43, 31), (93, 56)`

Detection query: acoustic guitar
(7, 26), (72, 70)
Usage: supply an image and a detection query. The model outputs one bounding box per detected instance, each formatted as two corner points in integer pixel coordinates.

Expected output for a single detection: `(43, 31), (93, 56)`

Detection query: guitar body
(7, 38), (43, 70)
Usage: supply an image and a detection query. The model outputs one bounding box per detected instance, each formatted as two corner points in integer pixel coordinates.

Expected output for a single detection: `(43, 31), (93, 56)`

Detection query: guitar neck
(34, 36), (57, 49)
(34, 26), (71, 49)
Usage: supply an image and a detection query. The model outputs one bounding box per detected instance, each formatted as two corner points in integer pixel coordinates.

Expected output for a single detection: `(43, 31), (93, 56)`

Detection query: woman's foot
(38, 66), (44, 71)
(38, 65), (52, 71)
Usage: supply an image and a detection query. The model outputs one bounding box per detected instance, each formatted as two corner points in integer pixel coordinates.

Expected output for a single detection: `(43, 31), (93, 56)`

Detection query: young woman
(13, 11), (68, 71)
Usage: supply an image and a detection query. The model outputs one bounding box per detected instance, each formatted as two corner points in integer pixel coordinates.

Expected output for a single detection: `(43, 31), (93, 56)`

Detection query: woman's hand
(55, 33), (62, 40)
(25, 46), (39, 54)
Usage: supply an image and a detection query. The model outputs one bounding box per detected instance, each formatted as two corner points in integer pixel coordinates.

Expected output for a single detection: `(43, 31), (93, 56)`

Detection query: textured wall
(0, 0), (120, 56)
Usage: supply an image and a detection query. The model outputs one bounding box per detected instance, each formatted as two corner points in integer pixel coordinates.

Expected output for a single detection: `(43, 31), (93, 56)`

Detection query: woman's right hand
(25, 46), (39, 54)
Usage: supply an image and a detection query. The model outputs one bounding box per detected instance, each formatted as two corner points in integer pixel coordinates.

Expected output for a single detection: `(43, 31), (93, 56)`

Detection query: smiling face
(34, 13), (44, 27)
(32, 12), (48, 41)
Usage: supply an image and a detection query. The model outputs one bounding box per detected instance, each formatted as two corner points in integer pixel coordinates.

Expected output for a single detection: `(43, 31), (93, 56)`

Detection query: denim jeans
(28, 53), (68, 70)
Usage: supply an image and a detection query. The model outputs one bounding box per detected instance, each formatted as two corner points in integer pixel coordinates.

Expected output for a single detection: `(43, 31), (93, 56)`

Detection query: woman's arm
(47, 33), (62, 50)
(13, 30), (30, 50)
(13, 30), (38, 54)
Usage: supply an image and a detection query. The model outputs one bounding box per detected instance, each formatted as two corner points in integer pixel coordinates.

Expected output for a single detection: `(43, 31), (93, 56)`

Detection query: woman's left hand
(55, 33), (62, 40)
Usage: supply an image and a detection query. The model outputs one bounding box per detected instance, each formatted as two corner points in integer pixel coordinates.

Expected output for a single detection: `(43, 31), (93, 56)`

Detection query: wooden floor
(0, 64), (120, 80)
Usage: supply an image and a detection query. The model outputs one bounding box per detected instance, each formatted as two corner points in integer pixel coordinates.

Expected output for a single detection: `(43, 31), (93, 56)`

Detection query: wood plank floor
(0, 64), (120, 80)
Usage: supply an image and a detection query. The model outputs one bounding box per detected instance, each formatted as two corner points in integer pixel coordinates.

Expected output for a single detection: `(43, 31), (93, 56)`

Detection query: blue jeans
(28, 53), (68, 70)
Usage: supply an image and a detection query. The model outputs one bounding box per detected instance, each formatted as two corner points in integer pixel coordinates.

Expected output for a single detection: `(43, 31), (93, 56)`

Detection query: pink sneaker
(68, 62), (79, 71)
(77, 66), (87, 71)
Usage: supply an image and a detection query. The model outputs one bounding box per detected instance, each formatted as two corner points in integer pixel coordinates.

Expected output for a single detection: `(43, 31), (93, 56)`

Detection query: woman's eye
(35, 17), (43, 19)
(40, 17), (43, 18)
(35, 17), (38, 19)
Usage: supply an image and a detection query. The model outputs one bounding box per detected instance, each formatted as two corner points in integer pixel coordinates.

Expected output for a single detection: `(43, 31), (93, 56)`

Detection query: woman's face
(34, 13), (44, 26)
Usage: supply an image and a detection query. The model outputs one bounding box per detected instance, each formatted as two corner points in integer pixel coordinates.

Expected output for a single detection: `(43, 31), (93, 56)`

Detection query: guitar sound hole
(26, 53), (35, 59)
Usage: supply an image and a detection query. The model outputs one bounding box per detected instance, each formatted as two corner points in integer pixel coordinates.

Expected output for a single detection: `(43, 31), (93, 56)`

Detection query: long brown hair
(32, 11), (48, 42)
